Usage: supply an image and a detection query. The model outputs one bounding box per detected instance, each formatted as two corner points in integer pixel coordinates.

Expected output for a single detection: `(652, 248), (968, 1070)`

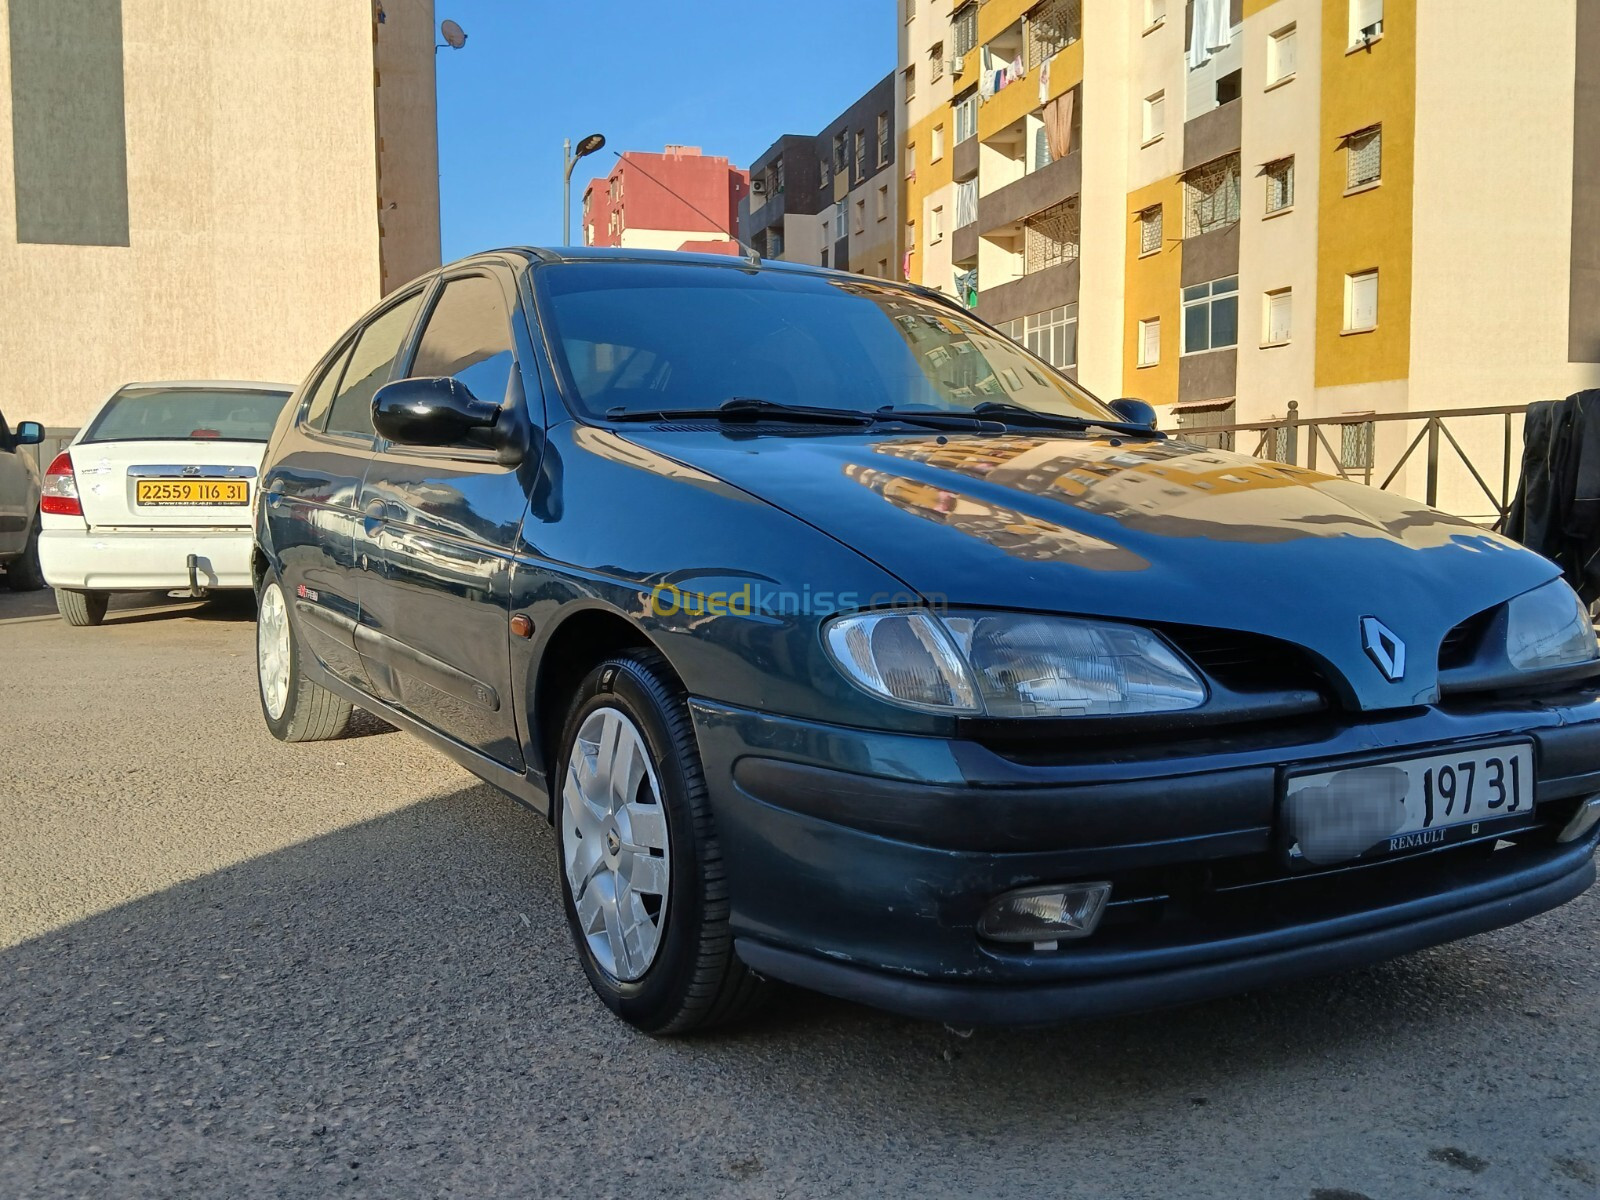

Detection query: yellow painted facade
(1313, 0), (1416, 389)
(902, 106), (952, 285)
(1121, 174), (1184, 404)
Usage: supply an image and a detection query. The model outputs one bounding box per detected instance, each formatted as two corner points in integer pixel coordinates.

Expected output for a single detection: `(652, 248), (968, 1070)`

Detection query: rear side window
(302, 342), (353, 431)
(410, 274), (516, 405)
(82, 388), (290, 443)
(324, 291), (424, 439)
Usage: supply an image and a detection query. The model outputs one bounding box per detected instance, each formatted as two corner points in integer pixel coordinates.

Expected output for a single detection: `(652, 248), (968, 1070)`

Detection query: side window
(302, 342), (352, 431)
(409, 274), (516, 405)
(325, 290), (425, 439)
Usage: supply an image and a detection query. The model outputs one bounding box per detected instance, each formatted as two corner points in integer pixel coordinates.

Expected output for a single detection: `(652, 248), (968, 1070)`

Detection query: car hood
(618, 428), (1559, 711)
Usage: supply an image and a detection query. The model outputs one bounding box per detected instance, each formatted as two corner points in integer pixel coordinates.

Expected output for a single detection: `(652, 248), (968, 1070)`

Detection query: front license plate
(135, 478), (249, 506)
(1283, 742), (1534, 866)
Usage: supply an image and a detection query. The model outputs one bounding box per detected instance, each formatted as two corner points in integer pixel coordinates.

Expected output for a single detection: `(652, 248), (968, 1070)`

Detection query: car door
(0, 410), (31, 557)
(263, 287), (426, 689)
(356, 265), (534, 767)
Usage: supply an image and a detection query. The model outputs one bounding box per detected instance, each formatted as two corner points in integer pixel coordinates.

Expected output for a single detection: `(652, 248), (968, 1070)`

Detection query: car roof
(115, 380), (297, 393)
(474, 245), (962, 309)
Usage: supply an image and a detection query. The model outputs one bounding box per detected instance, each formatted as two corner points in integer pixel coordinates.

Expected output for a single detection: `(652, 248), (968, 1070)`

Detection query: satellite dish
(440, 19), (467, 49)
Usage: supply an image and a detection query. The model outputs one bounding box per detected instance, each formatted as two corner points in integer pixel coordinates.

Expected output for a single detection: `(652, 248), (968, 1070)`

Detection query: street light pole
(563, 133), (607, 247)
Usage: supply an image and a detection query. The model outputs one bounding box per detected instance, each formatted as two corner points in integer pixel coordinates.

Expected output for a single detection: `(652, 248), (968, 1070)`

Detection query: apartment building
(0, 0), (440, 427)
(901, 0), (1600, 480)
(582, 146), (749, 254)
(741, 73), (899, 275)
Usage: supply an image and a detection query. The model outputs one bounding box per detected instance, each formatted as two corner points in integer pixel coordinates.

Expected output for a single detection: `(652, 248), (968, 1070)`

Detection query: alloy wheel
(257, 582), (292, 721)
(562, 706), (672, 981)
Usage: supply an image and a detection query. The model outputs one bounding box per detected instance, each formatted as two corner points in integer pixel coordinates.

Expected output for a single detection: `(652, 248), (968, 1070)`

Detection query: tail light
(40, 451), (83, 517)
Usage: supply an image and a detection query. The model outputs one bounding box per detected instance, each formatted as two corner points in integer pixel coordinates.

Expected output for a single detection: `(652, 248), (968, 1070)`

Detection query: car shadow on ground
(0, 589), (256, 626)
(4, 778), (1589, 1196)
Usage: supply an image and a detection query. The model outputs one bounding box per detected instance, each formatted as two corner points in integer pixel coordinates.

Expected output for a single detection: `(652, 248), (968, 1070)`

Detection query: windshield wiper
(606, 397), (875, 426)
(873, 406), (1005, 432)
(971, 401), (1165, 439)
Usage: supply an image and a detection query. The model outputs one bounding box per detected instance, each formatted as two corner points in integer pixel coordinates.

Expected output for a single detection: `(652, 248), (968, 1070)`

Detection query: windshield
(82, 387), (291, 444)
(537, 262), (1118, 424)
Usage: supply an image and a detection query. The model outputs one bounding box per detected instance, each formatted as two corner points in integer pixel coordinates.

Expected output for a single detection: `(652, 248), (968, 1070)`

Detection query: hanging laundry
(1187, 0), (1235, 69)
(1039, 58), (1051, 106)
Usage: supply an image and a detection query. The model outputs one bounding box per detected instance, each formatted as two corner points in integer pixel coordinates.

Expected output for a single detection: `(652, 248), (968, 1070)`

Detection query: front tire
(256, 572), (352, 742)
(55, 587), (108, 626)
(554, 651), (768, 1035)
(5, 525), (45, 591)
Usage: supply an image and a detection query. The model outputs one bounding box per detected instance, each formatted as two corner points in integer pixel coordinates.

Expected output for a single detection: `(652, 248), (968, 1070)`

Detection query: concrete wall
(0, 0), (440, 428)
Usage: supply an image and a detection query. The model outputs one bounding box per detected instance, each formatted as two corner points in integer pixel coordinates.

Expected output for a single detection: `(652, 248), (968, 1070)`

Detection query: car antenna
(603, 151), (762, 268)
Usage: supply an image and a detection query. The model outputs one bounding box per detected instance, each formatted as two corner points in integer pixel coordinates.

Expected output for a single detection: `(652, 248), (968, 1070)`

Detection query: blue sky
(432, 0), (898, 258)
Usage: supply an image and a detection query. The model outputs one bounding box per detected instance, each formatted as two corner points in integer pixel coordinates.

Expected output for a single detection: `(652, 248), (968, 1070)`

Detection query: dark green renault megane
(253, 248), (1600, 1033)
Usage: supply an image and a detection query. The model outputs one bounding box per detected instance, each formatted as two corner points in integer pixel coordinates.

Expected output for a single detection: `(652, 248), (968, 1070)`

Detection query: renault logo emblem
(1361, 617), (1406, 681)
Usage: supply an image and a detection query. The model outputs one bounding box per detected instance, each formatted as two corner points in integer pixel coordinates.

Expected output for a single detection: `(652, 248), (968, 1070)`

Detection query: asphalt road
(1, 588), (1598, 1199)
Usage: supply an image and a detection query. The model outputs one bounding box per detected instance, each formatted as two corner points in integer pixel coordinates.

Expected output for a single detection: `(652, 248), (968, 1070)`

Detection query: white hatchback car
(39, 381), (293, 626)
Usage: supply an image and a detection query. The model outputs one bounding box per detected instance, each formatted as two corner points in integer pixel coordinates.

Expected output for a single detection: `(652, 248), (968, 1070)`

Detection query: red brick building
(581, 146), (749, 253)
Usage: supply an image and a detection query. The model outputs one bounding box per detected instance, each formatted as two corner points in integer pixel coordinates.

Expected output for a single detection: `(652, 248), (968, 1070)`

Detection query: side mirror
(373, 378), (500, 447)
(14, 421), (43, 446)
(1109, 397), (1158, 430)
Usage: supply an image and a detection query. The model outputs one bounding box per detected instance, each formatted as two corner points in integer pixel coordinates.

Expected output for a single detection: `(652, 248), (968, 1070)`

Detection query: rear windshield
(82, 387), (291, 444)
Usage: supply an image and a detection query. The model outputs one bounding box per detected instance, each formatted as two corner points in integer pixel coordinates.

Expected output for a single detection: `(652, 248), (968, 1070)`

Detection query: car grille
(1439, 606), (1498, 671)
(1156, 624), (1328, 697)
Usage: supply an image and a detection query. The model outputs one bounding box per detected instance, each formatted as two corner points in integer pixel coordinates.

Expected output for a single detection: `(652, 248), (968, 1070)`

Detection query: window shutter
(1349, 273), (1378, 329)
(1352, 0), (1383, 36)
(1267, 291), (1292, 343)
(1141, 319), (1161, 365)
(1274, 28), (1297, 78)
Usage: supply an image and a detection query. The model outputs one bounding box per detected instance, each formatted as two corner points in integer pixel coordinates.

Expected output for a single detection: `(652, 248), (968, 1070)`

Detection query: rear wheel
(554, 651), (768, 1035)
(55, 587), (108, 626)
(256, 573), (352, 742)
(5, 525), (45, 591)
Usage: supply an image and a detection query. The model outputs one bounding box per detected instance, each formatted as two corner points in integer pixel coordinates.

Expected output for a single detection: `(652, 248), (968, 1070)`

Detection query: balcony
(977, 150), (1081, 235)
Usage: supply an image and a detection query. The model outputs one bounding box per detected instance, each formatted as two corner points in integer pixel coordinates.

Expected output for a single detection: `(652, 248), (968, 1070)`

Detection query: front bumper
(691, 691), (1600, 1025)
(39, 527), (253, 590)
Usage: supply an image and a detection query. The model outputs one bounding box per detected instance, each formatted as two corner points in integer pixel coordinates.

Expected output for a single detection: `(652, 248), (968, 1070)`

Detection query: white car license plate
(1283, 742), (1534, 866)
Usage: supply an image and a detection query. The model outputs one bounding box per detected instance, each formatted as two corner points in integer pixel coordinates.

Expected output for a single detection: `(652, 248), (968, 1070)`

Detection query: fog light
(978, 882), (1112, 944)
(1558, 795), (1600, 843)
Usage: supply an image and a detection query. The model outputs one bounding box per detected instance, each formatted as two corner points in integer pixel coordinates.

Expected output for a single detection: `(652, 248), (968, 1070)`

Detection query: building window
(1178, 402), (1237, 451)
(953, 3), (978, 56)
(1268, 24), (1298, 84)
(1183, 154), (1241, 237)
(906, 0), (916, 22)
(1263, 288), (1293, 345)
(1345, 270), (1378, 332)
(1027, 0), (1082, 68)
(954, 92), (979, 144)
(877, 184), (889, 221)
(1024, 197), (1080, 273)
(931, 205), (946, 242)
(1138, 318), (1161, 367)
(855, 198), (867, 234)
(1349, 0), (1384, 45)
(1346, 126), (1382, 190)
(1182, 276), (1240, 354)
(1144, 0), (1167, 30)
(904, 64), (917, 101)
(878, 114), (892, 167)
(1027, 114), (1053, 173)
(855, 130), (868, 178)
(956, 177), (978, 227)
(1139, 205), (1163, 256)
(821, 246), (829, 269)
(836, 207), (847, 239)
(905, 142), (916, 177)
(906, 220), (916, 253)
(1216, 69), (1242, 106)
(1142, 91), (1165, 145)
(1264, 157), (1295, 213)
(931, 124), (946, 161)
(834, 131), (847, 172)
(930, 42), (946, 81)
(878, 258), (890, 278)
(1342, 419), (1376, 469)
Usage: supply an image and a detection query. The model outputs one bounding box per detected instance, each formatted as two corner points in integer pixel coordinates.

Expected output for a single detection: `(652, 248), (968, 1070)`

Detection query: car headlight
(1505, 579), (1598, 672)
(823, 610), (1207, 717)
